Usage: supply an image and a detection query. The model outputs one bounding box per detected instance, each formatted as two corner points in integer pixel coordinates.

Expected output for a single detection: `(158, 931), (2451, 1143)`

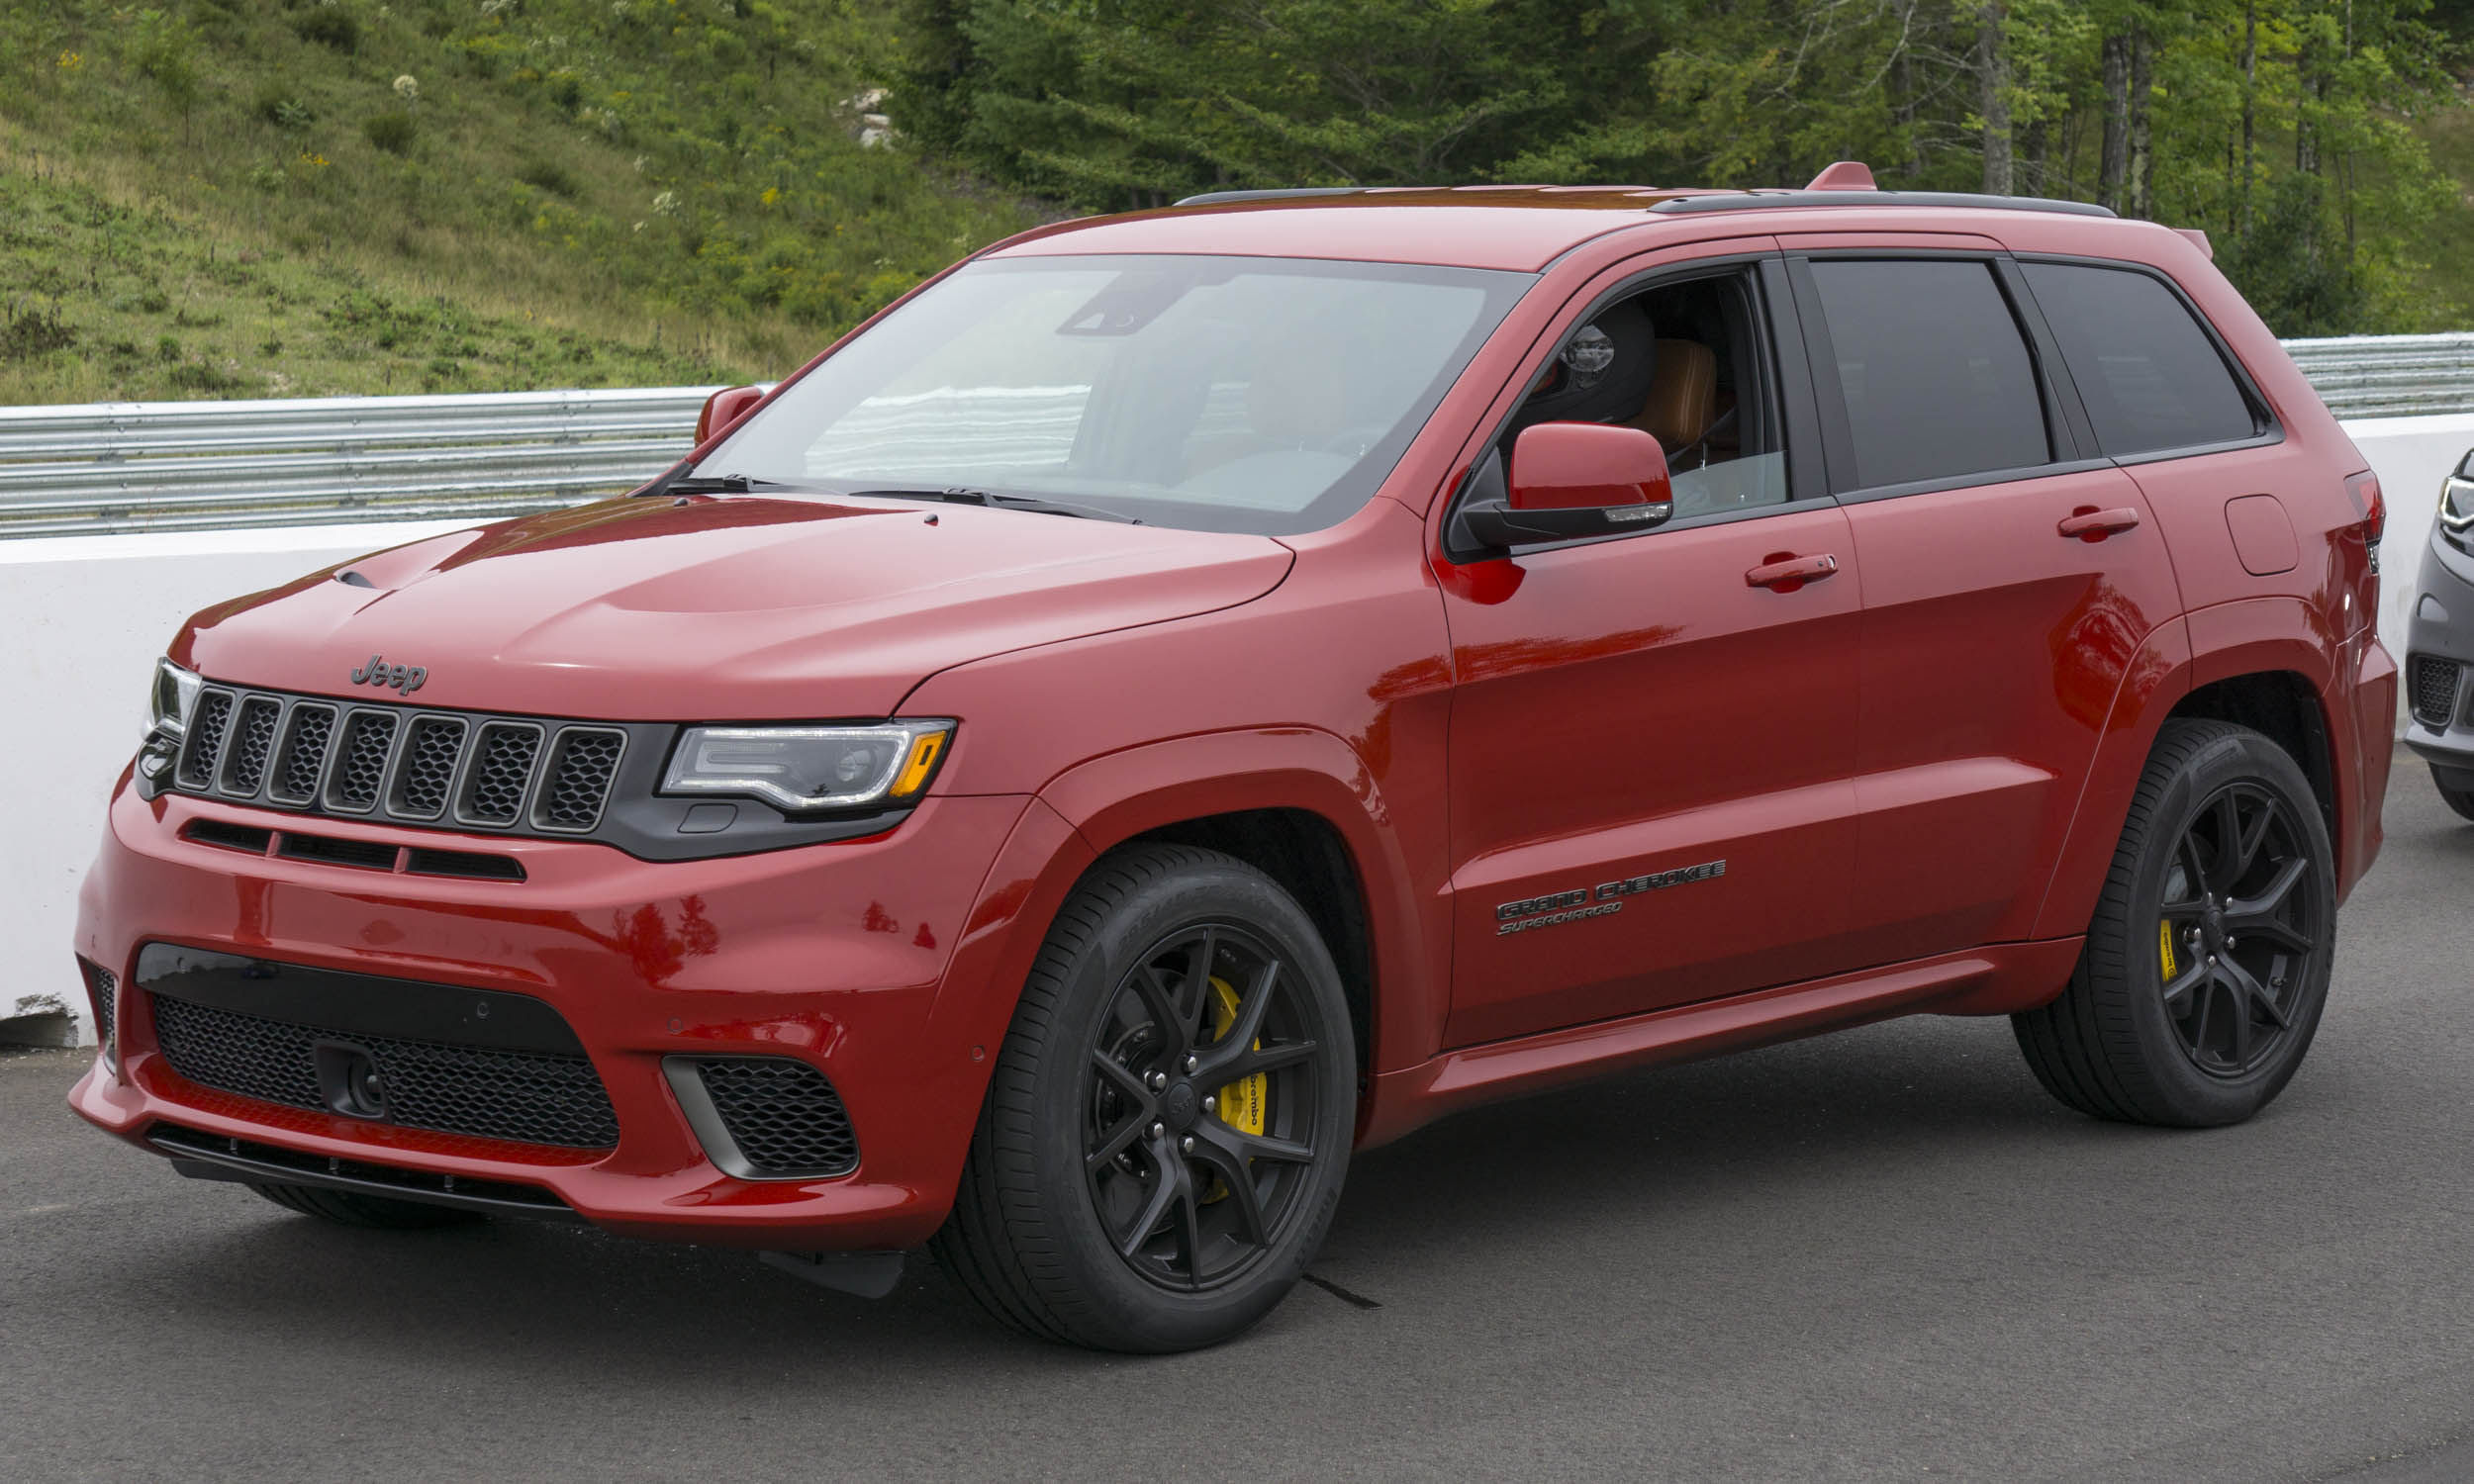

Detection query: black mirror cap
(1458, 499), (1673, 553)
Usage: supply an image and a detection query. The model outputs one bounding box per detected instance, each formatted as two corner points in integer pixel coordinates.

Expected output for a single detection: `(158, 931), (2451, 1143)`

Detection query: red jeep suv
(70, 170), (2396, 1352)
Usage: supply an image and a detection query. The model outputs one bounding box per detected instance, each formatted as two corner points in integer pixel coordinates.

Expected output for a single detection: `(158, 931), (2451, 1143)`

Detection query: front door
(1439, 255), (1864, 1048)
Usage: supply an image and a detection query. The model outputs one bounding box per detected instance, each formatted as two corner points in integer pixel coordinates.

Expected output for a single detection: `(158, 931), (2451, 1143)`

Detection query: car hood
(179, 495), (1296, 720)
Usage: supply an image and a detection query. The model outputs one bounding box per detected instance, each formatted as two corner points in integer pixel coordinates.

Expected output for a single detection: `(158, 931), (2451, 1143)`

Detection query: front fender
(1033, 726), (1446, 1078)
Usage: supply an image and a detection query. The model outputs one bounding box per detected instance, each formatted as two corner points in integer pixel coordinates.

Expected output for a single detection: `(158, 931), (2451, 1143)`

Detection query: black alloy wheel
(2152, 782), (2326, 1078)
(934, 843), (1357, 1352)
(2015, 719), (2337, 1127)
(1084, 923), (1326, 1292)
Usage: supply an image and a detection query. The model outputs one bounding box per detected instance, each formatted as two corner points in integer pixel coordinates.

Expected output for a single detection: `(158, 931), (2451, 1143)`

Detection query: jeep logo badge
(349, 653), (428, 696)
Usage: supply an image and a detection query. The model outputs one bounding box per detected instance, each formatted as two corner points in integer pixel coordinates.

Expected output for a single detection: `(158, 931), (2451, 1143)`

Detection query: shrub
(362, 111), (417, 155)
(252, 81), (314, 127)
(166, 359), (246, 393)
(518, 159), (577, 197)
(0, 306), (75, 361)
(291, 9), (359, 52)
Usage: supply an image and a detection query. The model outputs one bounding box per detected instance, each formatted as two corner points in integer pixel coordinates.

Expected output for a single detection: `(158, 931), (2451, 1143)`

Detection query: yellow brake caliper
(2159, 918), (2179, 982)
(1200, 975), (1268, 1203)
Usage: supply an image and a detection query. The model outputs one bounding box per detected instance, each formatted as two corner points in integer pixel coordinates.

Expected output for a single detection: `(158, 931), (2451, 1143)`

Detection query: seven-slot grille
(2411, 655), (2464, 729)
(170, 685), (625, 840)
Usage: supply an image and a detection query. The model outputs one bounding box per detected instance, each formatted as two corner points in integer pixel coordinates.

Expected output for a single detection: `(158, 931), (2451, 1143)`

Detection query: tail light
(2345, 470), (2384, 573)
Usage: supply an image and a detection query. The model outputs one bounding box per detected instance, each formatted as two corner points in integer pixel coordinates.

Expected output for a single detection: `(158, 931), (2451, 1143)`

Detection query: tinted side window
(2021, 261), (2259, 456)
(1807, 259), (2049, 490)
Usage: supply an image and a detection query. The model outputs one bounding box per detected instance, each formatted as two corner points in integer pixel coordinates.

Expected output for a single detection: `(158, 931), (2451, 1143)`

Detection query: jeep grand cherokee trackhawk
(70, 166), (2396, 1352)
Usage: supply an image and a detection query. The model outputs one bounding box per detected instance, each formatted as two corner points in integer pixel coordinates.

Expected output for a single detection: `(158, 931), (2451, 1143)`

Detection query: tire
(931, 843), (1357, 1352)
(2014, 719), (2336, 1127)
(248, 1182), (486, 1230)
(2433, 767), (2474, 823)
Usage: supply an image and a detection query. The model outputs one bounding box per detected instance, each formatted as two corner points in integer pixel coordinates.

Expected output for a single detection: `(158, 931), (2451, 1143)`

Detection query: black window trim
(1786, 247), (2093, 506)
(1438, 249), (1828, 564)
(2008, 251), (2285, 467)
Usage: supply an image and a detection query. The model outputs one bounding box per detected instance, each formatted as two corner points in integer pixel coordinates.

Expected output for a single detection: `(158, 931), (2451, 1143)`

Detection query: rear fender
(2030, 598), (2358, 944)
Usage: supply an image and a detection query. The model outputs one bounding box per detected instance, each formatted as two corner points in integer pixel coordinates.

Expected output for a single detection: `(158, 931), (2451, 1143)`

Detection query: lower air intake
(148, 992), (619, 1149)
(2411, 655), (2462, 728)
(687, 1057), (858, 1177)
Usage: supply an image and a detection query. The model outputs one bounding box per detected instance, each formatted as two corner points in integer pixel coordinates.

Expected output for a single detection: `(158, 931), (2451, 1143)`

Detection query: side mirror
(696, 384), (767, 444)
(1461, 421), (1673, 550)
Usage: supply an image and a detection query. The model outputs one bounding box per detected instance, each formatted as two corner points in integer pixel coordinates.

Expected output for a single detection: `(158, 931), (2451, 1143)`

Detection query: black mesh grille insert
(695, 1057), (858, 1176)
(270, 704), (335, 804)
(82, 961), (117, 1053)
(2412, 655), (2462, 727)
(389, 717), (466, 819)
(177, 691), (234, 789)
(221, 696), (281, 796)
(537, 730), (623, 831)
(148, 992), (618, 1149)
(327, 711), (400, 810)
(456, 723), (540, 826)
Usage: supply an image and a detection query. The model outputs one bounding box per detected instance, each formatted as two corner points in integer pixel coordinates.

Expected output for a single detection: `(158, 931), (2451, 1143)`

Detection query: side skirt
(1357, 938), (2082, 1148)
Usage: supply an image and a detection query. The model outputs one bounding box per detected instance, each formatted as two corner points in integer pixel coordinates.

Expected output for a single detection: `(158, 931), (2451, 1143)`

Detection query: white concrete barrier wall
(7, 415), (2470, 1044)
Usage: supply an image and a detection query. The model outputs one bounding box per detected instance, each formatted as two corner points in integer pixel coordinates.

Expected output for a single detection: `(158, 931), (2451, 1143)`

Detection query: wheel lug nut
(1147, 1070), (1167, 1091)
(1184, 1055), (1198, 1074)
(1201, 1095), (1216, 1114)
(1150, 1121), (1165, 1139)
(1180, 1136), (1195, 1154)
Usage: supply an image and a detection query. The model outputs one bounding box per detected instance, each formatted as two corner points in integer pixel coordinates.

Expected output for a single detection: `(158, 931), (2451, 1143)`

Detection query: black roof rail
(1173, 187), (1382, 207)
(1652, 190), (2115, 219)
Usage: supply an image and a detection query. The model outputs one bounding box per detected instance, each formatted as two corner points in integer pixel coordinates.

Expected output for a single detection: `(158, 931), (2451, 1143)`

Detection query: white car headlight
(662, 720), (954, 812)
(147, 658), (202, 739)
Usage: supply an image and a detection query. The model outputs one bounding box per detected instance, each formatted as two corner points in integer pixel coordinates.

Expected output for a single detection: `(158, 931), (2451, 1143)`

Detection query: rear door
(1438, 246), (1868, 1048)
(1785, 249), (2185, 967)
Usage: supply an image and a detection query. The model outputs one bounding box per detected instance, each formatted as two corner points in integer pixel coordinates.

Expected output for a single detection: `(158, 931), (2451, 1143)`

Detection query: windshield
(695, 253), (1533, 535)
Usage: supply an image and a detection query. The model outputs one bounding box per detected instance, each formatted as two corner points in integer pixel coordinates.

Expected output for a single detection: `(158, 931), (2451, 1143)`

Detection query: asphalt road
(6, 753), (2472, 1483)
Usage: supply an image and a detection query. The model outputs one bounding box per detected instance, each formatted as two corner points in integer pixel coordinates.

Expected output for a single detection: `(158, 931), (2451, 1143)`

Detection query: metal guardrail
(4, 333), (2474, 538)
(0, 387), (723, 538)
(2277, 333), (2474, 419)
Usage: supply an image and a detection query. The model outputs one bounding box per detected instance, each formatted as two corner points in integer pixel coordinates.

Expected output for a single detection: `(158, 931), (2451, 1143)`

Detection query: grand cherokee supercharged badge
(1494, 859), (1726, 935)
(349, 653), (428, 696)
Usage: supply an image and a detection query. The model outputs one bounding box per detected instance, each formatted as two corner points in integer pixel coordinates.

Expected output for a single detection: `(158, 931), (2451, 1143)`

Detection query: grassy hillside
(0, 0), (1042, 404)
(2401, 100), (2474, 333)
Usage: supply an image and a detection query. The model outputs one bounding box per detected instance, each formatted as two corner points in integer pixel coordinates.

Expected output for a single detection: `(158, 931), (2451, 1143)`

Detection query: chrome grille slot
(454, 721), (542, 827)
(218, 696), (282, 798)
(266, 702), (335, 805)
(176, 689), (235, 789)
(324, 710), (401, 812)
(386, 715), (468, 821)
(534, 728), (625, 833)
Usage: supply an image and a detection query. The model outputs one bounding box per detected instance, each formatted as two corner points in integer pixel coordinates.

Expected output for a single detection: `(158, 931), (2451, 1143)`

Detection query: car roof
(983, 183), (2128, 274)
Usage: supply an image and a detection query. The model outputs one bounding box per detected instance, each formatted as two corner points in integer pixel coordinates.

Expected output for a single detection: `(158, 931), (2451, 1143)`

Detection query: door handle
(2058, 507), (2141, 541)
(1745, 552), (1839, 592)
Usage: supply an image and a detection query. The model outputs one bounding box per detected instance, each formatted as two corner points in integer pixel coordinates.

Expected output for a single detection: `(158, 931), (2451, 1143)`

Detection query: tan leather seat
(1628, 338), (1717, 451)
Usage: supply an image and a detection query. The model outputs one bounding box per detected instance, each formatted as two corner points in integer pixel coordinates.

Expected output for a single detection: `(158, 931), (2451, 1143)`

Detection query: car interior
(1506, 268), (1788, 518)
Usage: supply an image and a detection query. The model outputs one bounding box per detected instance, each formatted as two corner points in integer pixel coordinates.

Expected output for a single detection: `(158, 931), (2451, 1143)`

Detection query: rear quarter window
(2020, 261), (2260, 456)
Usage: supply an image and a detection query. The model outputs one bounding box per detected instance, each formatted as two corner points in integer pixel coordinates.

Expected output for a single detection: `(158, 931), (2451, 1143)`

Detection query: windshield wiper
(849, 487), (1139, 524)
(654, 473), (838, 496)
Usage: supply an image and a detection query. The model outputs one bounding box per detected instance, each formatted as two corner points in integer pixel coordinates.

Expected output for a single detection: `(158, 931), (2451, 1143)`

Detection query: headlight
(147, 658), (202, 739)
(661, 720), (954, 812)
(2442, 471), (2474, 547)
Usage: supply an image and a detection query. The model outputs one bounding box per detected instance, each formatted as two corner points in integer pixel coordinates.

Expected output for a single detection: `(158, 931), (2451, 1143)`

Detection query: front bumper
(69, 778), (1038, 1251)
(2405, 528), (2474, 782)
